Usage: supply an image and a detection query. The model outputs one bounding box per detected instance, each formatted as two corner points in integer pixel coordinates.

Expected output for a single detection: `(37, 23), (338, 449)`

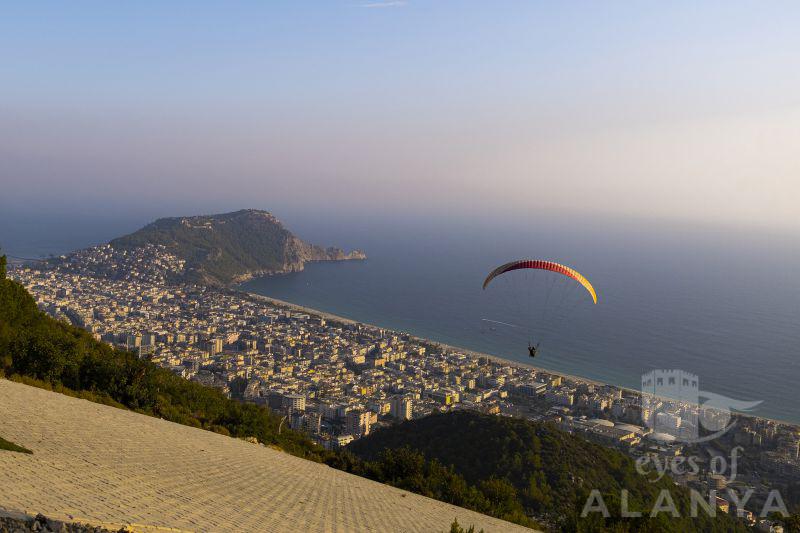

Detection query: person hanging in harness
(482, 259), (598, 360)
(527, 341), (540, 358)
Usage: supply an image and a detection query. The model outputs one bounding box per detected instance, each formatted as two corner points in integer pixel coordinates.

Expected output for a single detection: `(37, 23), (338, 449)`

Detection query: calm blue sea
(3, 210), (799, 423)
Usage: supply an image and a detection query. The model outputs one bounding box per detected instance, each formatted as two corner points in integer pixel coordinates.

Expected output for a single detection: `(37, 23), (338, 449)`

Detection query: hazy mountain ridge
(109, 209), (366, 285)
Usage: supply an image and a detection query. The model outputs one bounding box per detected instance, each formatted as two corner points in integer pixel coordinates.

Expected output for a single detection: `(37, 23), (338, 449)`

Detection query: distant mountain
(109, 209), (365, 286)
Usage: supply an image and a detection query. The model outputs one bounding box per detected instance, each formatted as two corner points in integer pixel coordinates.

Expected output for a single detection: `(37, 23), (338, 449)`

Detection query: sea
(3, 210), (800, 423)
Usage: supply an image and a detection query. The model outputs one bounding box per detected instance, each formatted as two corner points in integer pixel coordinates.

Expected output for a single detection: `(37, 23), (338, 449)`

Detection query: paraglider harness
(527, 342), (540, 358)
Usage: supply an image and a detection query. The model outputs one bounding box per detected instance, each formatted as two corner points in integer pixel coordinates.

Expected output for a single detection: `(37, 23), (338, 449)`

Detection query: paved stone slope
(0, 380), (534, 532)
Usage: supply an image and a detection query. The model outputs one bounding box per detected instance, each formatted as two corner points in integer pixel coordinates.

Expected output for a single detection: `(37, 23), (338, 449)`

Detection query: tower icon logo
(640, 369), (761, 443)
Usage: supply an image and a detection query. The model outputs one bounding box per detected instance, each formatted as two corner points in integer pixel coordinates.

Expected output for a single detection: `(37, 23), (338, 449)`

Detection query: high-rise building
(303, 412), (322, 434)
(345, 409), (371, 438)
(125, 334), (142, 349)
(206, 337), (223, 355)
(390, 396), (413, 421)
(282, 393), (306, 413)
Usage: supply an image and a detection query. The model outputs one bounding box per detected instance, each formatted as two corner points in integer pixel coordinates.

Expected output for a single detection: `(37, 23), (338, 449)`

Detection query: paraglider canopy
(482, 259), (597, 304)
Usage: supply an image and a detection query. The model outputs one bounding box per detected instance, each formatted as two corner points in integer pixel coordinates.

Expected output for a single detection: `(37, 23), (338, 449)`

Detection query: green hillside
(347, 411), (748, 532)
(109, 209), (364, 285)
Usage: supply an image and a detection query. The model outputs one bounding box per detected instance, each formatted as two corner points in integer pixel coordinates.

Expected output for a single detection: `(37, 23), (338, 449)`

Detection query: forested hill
(109, 209), (365, 285)
(346, 411), (747, 532)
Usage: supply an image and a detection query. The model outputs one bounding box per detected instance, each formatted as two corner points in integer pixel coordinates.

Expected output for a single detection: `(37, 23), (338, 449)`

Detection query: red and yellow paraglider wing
(482, 259), (597, 304)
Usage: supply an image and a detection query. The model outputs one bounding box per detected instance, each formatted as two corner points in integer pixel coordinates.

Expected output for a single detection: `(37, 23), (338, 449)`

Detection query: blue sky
(2, 1), (799, 229)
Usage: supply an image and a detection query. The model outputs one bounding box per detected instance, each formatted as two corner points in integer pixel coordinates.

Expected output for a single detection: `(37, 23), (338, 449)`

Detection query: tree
(228, 376), (248, 399)
(780, 514), (800, 532)
(1, 252), (6, 279)
(447, 519), (483, 533)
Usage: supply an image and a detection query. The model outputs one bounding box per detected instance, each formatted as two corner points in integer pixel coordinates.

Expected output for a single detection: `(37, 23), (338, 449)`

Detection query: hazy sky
(2, 1), (800, 230)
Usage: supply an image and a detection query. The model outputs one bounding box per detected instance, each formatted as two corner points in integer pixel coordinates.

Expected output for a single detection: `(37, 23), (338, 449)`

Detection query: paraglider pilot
(527, 342), (539, 358)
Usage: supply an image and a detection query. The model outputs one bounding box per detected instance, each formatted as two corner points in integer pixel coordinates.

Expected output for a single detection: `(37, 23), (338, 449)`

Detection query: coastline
(244, 290), (799, 429)
(245, 293), (637, 396)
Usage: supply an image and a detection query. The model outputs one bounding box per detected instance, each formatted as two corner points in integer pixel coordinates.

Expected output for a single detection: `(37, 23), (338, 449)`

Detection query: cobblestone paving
(0, 380), (534, 532)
